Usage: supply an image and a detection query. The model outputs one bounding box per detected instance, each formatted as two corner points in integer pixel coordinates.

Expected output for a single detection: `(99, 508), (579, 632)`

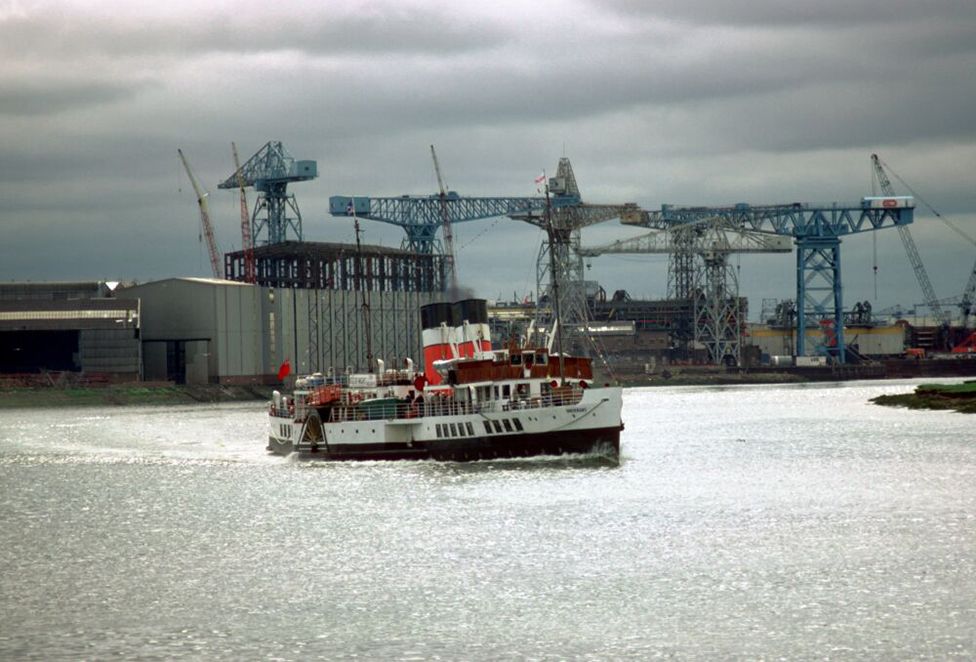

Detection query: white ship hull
(268, 386), (622, 461)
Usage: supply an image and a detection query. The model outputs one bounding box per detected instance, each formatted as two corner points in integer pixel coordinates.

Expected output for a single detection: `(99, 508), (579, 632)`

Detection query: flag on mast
(277, 359), (291, 381)
(534, 172), (546, 192)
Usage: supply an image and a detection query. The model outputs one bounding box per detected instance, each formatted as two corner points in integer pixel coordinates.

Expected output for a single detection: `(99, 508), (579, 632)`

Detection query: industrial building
(0, 282), (140, 382)
(117, 277), (438, 385)
(4, 148), (973, 385)
(1, 234), (445, 385)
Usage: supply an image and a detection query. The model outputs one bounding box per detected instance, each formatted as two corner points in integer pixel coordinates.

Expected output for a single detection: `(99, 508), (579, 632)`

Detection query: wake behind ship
(267, 298), (623, 461)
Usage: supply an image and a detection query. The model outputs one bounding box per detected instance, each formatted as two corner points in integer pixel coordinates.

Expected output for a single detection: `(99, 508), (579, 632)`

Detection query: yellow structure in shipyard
(748, 323), (906, 359)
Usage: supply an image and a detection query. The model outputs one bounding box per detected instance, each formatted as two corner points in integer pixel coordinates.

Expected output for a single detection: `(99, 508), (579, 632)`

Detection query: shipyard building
(0, 271), (933, 386)
(0, 282), (140, 383)
(1, 241), (445, 384)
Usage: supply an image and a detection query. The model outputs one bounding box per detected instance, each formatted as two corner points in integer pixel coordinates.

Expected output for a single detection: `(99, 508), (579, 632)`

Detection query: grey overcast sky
(2, 0), (975, 317)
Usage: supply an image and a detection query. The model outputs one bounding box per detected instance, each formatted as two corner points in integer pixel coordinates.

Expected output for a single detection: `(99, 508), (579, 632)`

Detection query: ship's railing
(323, 386), (586, 422)
(296, 371), (415, 390)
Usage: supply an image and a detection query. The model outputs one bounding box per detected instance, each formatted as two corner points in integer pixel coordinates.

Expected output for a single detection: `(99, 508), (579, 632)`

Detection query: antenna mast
(543, 177), (566, 384)
(353, 212), (374, 372)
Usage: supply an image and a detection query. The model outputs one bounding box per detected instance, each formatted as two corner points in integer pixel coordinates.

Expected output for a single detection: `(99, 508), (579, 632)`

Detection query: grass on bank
(871, 380), (976, 414)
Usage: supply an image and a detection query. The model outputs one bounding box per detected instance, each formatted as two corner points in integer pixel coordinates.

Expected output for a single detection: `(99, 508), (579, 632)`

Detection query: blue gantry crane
(329, 191), (571, 256)
(579, 220), (793, 365)
(620, 198), (916, 362)
(219, 141), (317, 246)
(329, 157), (638, 313)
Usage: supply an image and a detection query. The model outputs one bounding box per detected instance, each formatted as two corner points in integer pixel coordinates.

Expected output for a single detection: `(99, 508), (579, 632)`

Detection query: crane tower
(580, 221), (792, 364)
(218, 141), (317, 245)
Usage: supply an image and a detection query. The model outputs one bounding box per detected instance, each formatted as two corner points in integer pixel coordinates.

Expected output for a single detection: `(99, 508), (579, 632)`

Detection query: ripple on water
(0, 380), (974, 659)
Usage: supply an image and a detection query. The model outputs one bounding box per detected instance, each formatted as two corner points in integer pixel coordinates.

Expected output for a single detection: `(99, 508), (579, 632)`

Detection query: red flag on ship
(277, 359), (291, 381)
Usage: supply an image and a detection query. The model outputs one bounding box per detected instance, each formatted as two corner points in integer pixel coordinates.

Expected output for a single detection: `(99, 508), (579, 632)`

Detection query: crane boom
(430, 145), (458, 292)
(578, 221), (793, 257)
(232, 142), (256, 284)
(879, 155), (976, 328)
(177, 148), (221, 279)
(871, 154), (949, 323)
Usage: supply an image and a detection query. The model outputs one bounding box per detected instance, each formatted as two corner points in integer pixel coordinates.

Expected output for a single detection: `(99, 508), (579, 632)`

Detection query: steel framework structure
(269, 288), (438, 378)
(329, 194), (570, 256)
(696, 252), (741, 365)
(579, 222), (791, 364)
(224, 241), (445, 292)
(621, 200), (915, 361)
(219, 141), (317, 246)
(329, 159), (638, 333)
(515, 159), (639, 352)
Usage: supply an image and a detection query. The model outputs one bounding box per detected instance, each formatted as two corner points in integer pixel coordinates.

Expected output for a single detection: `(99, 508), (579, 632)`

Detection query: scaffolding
(224, 241), (446, 292)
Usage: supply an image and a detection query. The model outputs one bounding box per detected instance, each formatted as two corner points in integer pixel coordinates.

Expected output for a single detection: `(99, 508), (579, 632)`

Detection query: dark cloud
(594, 0), (976, 28)
(1, 0), (974, 316)
(0, 78), (150, 117)
(0, 7), (511, 59)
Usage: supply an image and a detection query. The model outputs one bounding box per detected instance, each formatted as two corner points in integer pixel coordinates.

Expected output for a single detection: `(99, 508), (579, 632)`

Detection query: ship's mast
(543, 176), (566, 384)
(353, 213), (374, 372)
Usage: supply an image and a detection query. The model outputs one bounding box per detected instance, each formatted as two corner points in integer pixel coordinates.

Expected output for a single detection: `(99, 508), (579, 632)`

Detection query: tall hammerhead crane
(620, 196), (915, 361)
(177, 148), (221, 279)
(430, 145), (458, 293)
(218, 141), (317, 245)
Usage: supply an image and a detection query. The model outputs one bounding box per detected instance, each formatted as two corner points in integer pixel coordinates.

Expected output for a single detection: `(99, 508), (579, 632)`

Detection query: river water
(1, 379), (974, 660)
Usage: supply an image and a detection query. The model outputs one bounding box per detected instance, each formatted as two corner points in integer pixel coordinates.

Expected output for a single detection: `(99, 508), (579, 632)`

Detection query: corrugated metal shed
(0, 281), (141, 378)
(120, 278), (441, 384)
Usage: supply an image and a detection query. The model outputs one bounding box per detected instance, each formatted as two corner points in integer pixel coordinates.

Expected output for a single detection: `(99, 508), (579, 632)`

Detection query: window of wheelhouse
(502, 384), (511, 399)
